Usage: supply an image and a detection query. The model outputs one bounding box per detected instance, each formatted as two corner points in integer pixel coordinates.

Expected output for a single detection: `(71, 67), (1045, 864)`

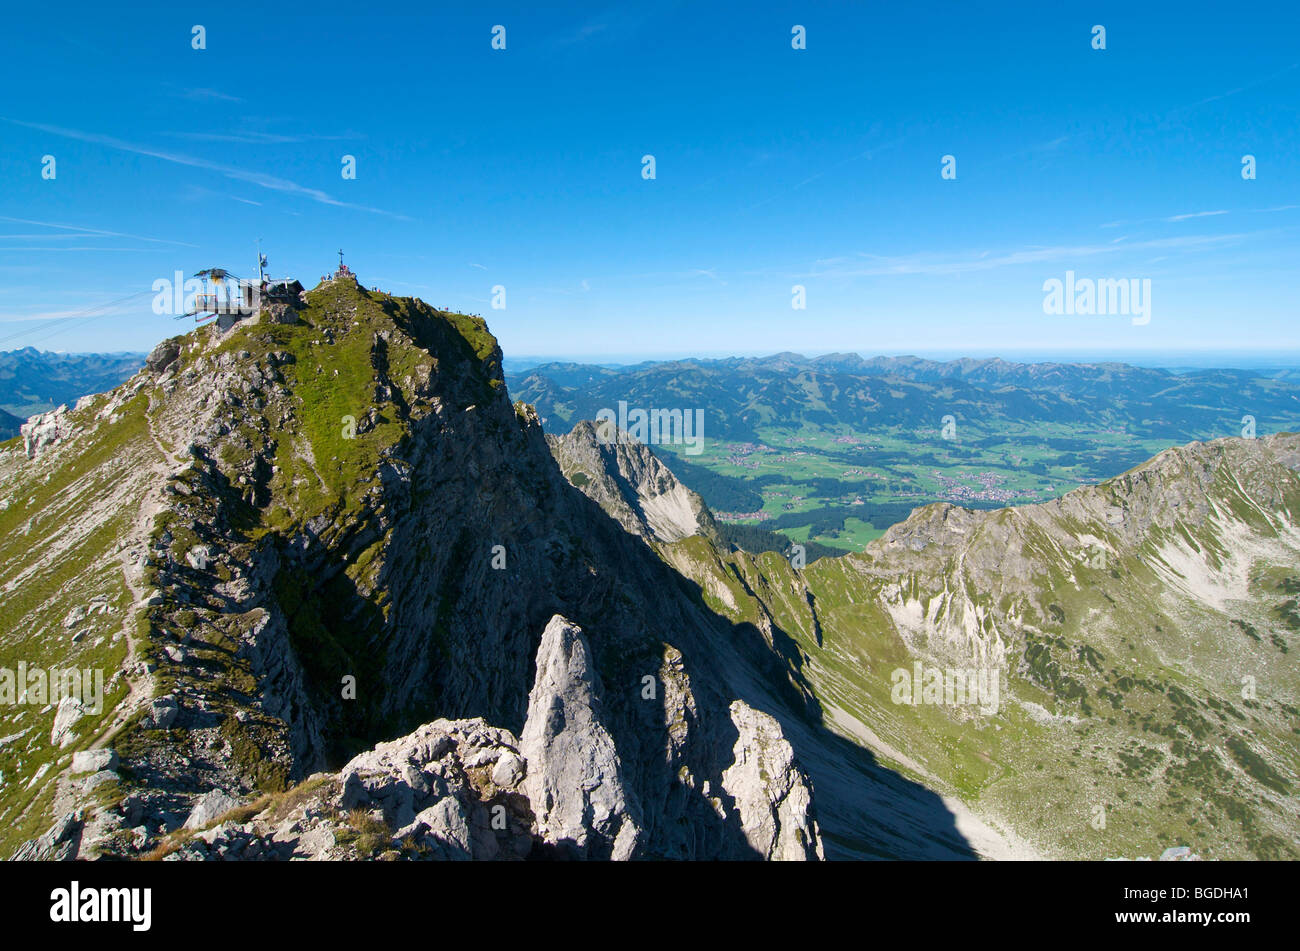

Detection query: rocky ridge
(2, 276), (827, 861)
(662, 433), (1300, 859)
(21, 614), (820, 861)
(546, 420), (718, 544)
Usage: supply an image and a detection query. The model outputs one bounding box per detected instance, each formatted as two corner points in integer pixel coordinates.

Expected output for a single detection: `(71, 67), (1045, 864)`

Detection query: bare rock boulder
(720, 700), (824, 860)
(519, 615), (642, 860)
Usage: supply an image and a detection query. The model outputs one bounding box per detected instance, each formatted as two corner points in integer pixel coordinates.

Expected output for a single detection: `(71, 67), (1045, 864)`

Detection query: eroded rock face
(145, 340), (180, 374)
(520, 615), (642, 860)
(50, 696), (84, 747)
(10, 811), (82, 861)
(260, 303), (299, 326)
(721, 701), (824, 860)
(337, 718), (533, 861)
(20, 405), (72, 459)
(140, 696), (179, 730)
(185, 790), (243, 830)
(547, 421), (717, 544)
(15, 614), (831, 862)
(70, 749), (118, 774)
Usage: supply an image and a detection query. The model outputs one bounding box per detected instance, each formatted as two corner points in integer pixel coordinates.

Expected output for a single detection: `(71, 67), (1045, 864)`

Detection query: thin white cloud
(746, 138), (907, 211)
(0, 233), (101, 240)
(550, 5), (665, 48)
(179, 88), (243, 103)
(806, 233), (1253, 279)
(690, 268), (728, 285)
(999, 134), (1072, 162)
(1, 119), (409, 220)
(0, 215), (197, 247)
(1167, 61), (1299, 117)
(1103, 210), (1230, 228)
(557, 21), (610, 45)
(166, 130), (357, 144)
(0, 303), (137, 323)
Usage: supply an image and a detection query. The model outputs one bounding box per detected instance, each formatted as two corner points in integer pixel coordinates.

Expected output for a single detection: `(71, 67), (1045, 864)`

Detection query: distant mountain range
(0, 347), (146, 420)
(507, 353), (1300, 557)
(507, 353), (1300, 444)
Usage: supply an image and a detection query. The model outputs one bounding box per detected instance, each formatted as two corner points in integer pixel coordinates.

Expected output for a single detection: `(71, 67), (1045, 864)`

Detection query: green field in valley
(655, 422), (1177, 555)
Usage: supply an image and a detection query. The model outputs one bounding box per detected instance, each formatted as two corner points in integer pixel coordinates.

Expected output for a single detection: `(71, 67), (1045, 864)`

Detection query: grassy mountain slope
(660, 434), (1300, 859)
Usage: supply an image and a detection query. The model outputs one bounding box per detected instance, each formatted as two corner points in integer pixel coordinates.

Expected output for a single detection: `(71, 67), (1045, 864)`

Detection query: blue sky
(1, 1), (1297, 362)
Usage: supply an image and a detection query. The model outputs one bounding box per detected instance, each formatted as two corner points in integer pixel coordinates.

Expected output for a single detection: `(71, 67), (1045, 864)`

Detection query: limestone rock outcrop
(547, 421), (717, 544)
(720, 700), (824, 860)
(20, 404), (72, 458)
(338, 717), (533, 861)
(520, 615), (642, 859)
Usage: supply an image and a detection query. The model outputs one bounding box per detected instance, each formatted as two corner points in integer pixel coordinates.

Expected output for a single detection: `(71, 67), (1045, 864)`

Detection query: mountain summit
(0, 278), (826, 860)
